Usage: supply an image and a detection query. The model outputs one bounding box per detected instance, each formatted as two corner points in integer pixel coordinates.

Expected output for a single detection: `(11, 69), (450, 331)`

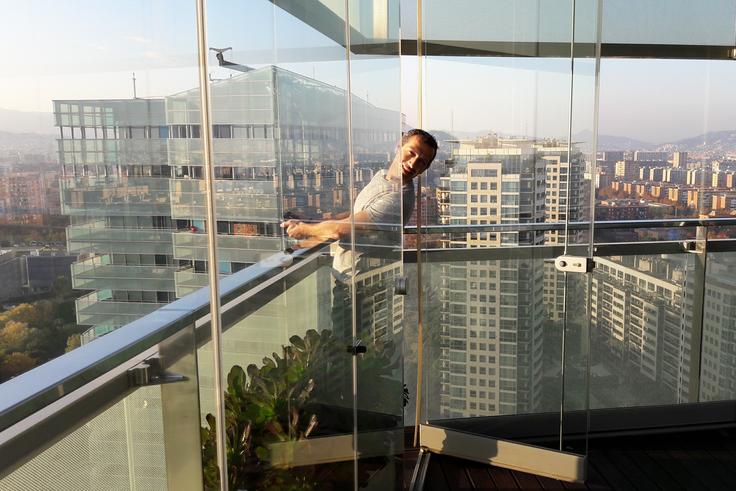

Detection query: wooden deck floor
(403, 428), (736, 490)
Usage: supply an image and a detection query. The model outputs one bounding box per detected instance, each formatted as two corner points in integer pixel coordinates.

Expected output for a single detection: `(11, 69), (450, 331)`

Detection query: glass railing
(3, 0), (736, 488)
(72, 259), (177, 292)
(405, 218), (736, 441)
(0, 243), (348, 489)
(173, 268), (211, 298)
(67, 226), (174, 255)
(1, 385), (171, 490)
(75, 291), (166, 329)
(2, 220), (736, 489)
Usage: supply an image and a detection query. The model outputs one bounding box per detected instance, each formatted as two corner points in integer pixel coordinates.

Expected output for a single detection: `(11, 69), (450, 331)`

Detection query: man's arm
(282, 210), (372, 242)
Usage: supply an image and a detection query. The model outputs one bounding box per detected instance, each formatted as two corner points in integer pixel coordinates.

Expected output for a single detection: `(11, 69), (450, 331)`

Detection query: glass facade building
(56, 67), (399, 341)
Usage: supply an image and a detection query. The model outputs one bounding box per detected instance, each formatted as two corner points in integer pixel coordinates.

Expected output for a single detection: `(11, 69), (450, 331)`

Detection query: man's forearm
(283, 211), (371, 242)
(305, 220), (346, 241)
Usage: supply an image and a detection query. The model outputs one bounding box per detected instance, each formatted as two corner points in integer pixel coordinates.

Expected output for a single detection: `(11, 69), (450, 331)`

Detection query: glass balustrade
(2, 0), (736, 489)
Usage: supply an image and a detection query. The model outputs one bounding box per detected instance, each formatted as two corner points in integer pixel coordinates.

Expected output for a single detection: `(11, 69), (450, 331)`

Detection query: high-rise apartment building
(590, 255), (691, 403)
(615, 160), (640, 180)
(671, 151), (688, 168)
(0, 171), (58, 224)
(634, 151), (668, 162)
(435, 135), (591, 417)
(700, 257), (736, 401)
(56, 98), (172, 340)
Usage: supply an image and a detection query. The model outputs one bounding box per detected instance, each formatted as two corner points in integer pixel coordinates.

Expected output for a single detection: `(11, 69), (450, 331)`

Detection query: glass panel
(701, 251), (736, 402)
(0, 1), (201, 382)
(201, 0), (366, 488)
(404, 0), (736, 48)
(196, 259), (365, 489)
(560, 0), (599, 455)
(346, 0), (405, 485)
(0, 386), (168, 490)
(419, 254), (565, 446)
(595, 6), (736, 224)
(588, 252), (696, 406)
(0, 320), (202, 490)
(415, 0), (594, 460)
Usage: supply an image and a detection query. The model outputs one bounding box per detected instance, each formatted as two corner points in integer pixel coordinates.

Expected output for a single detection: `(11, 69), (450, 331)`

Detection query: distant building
(436, 135), (549, 417)
(595, 199), (650, 220)
(0, 171), (59, 224)
(602, 151), (625, 162)
(711, 171), (736, 189)
(711, 192), (736, 211)
(667, 186), (689, 206)
(634, 151), (668, 162)
(0, 249), (76, 303)
(590, 256), (691, 402)
(596, 170), (613, 189)
(646, 167), (665, 182)
(663, 168), (687, 184)
(671, 151), (687, 168)
(615, 160), (639, 180)
(686, 168), (712, 187)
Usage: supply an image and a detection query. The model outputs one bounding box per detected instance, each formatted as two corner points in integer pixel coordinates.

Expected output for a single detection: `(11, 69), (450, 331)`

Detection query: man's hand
(281, 219), (312, 240)
(281, 211), (369, 245)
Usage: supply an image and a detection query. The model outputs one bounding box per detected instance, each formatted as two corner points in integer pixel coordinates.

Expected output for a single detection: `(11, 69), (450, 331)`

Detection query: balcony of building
(3, 218), (736, 490)
(66, 225), (175, 256)
(71, 255), (177, 292)
(171, 230), (282, 264)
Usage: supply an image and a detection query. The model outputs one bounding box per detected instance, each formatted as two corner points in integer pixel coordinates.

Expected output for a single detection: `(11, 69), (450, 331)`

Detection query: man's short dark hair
(402, 128), (438, 153)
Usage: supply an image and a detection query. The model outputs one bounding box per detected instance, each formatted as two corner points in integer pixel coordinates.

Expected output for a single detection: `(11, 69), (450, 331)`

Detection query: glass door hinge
(554, 255), (595, 273)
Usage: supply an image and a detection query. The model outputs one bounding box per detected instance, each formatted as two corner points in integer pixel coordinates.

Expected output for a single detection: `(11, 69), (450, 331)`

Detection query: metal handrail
(4, 217), (736, 431)
(4, 216), (736, 476)
(403, 217), (736, 234)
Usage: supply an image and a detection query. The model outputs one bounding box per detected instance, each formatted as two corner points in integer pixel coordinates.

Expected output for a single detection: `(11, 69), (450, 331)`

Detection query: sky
(0, 0), (734, 143)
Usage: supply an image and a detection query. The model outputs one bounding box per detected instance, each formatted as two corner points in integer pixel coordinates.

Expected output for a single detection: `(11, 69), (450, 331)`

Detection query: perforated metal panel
(1, 386), (167, 491)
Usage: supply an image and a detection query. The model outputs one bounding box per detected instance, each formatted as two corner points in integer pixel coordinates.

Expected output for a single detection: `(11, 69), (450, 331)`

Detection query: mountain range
(0, 108), (56, 135)
(0, 107), (734, 156)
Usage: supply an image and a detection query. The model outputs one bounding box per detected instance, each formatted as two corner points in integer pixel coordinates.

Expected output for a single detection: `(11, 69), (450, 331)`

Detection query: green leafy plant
(201, 328), (404, 490)
(202, 329), (329, 489)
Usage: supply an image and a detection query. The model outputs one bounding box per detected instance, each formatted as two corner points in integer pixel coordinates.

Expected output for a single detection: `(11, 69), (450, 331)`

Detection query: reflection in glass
(589, 254), (693, 406)
(701, 253), (736, 402)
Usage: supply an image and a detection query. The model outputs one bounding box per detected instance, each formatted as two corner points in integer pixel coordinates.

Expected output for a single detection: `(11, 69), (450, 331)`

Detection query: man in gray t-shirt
(282, 129), (438, 274)
(282, 130), (437, 374)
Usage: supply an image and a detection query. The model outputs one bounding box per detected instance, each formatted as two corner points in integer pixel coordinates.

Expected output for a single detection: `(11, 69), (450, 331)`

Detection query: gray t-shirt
(332, 169), (415, 275)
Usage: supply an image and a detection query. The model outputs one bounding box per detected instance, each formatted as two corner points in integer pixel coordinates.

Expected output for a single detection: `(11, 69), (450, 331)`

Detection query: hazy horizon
(1, 0), (734, 143)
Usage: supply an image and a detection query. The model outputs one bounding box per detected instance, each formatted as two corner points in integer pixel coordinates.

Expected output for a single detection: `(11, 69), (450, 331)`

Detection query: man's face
(399, 135), (436, 181)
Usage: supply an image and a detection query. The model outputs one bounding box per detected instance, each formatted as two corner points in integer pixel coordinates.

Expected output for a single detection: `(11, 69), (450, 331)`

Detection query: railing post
(158, 323), (204, 491)
(194, 0), (228, 489)
(687, 225), (707, 402)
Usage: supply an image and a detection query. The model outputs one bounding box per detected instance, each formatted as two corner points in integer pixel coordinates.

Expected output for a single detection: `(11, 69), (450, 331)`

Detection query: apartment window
(213, 125), (233, 138)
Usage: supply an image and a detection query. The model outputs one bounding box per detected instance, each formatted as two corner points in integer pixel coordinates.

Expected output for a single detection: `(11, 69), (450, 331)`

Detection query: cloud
(125, 35), (151, 44)
(143, 50), (162, 60)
